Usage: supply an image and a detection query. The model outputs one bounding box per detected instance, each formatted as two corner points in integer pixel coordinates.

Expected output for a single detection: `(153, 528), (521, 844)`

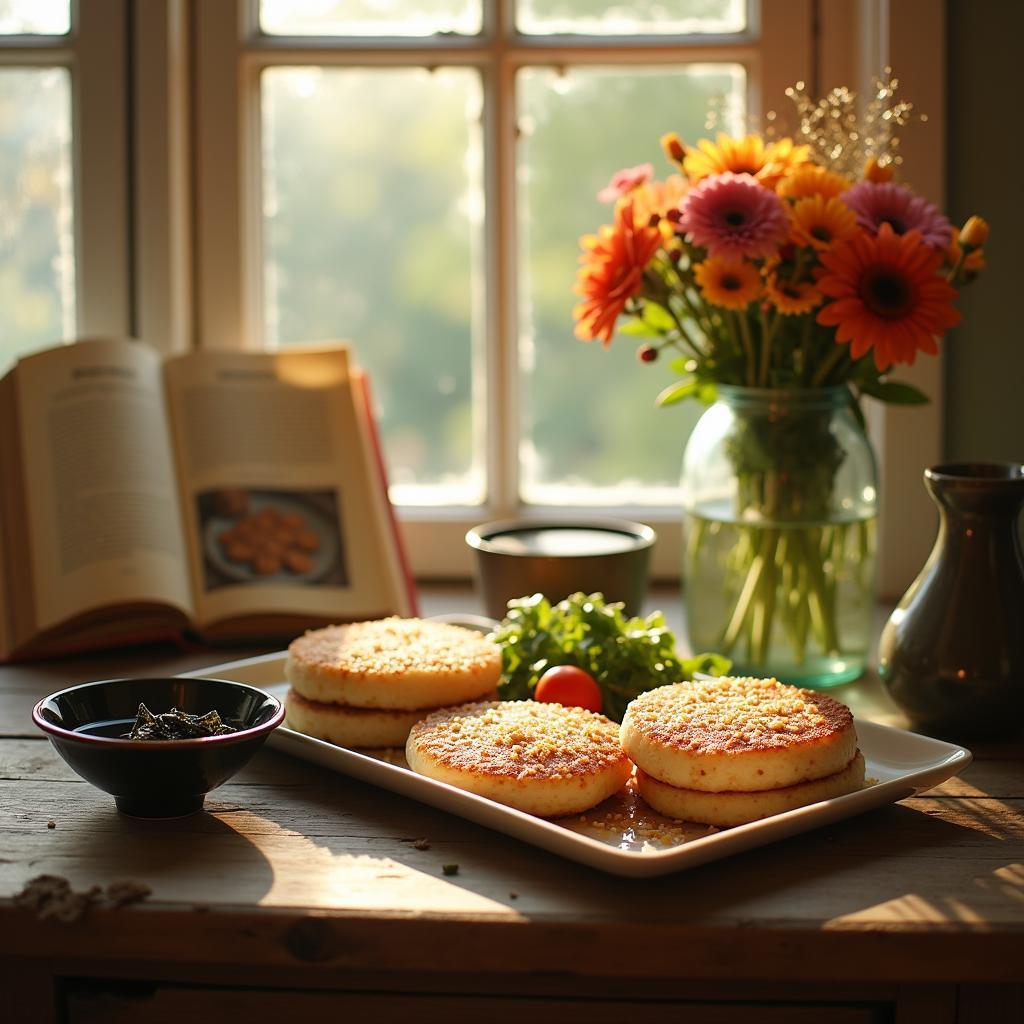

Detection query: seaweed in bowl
(33, 676), (284, 818)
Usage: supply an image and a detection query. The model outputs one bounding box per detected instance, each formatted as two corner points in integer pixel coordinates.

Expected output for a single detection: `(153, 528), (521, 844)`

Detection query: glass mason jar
(681, 386), (878, 688)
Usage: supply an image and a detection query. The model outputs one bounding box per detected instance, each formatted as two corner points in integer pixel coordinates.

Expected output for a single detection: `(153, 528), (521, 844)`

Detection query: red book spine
(355, 370), (419, 617)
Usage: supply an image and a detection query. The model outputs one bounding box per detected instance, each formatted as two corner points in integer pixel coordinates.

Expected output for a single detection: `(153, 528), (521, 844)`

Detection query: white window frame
(145, 0), (943, 596)
(0, 0), (131, 344)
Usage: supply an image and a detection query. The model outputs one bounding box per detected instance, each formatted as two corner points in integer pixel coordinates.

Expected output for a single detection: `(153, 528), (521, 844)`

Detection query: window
(194, 0), (814, 576)
(0, 0), (130, 371)
(4, 1), (941, 592)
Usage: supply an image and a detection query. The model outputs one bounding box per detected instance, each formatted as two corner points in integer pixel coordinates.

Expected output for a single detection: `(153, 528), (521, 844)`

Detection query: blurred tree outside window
(0, 1), (74, 373)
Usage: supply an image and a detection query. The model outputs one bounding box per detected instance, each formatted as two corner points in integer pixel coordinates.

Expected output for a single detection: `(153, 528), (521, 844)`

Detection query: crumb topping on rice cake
(406, 701), (632, 817)
(620, 677), (858, 793)
(286, 618), (501, 710)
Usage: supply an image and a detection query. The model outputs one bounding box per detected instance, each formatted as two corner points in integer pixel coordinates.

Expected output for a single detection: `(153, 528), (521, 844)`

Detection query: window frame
(189, 0), (816, 580)
(180, 0), (942, 595)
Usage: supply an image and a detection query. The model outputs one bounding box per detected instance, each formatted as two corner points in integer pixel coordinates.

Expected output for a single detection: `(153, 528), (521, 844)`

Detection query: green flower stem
(731, 312), (756, 385)
(751, 533), (779, 664)
(715, 520), (849, 667)
(758, 309), (779, 387)
(720, 528), (775, 651)
(656, 300), (706, 360)
(798, 315), (813, 384)
(810, 343), (848, 386)
(738, 314), (758, 386)
(671, 279), (718, 347)
(794, 527), (840, 655)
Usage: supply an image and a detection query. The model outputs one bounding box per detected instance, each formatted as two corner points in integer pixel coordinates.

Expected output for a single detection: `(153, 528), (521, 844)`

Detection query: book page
(164, 347), (409, 629)
(12, 340), (193, 634)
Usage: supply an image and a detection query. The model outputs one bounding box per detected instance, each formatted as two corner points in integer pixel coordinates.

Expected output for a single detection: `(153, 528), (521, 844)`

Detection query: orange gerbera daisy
(629, 173), (688, 231)
(790, 195), (858, 251)
(573, 200), (663, 346)
(694, 256), (761, 310)
(765, 273), (822, 315)
(683, 133), (810, 190)
(777, 164), (850, 201)
(816, 223), (961, 370)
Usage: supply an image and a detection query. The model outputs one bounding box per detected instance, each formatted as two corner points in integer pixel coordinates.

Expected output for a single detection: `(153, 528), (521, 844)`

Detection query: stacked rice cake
(407, 700), (632, 817)
(621, 677), (864, 827)
(285, 618), (501, 748)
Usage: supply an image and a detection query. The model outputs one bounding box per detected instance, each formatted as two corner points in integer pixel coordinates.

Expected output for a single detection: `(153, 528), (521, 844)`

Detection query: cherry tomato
(534, 665), (603, 713)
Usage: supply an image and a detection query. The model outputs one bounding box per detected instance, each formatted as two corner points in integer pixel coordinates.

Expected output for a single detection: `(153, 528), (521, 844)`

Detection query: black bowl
(33, 677), (285, 818)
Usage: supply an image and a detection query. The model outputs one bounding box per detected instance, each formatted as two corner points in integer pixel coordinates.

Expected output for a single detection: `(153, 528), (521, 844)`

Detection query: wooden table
(2, 588), (1022, 1023)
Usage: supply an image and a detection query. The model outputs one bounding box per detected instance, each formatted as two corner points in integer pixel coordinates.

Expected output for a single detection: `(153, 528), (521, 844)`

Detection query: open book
(0, 339), (416, 661)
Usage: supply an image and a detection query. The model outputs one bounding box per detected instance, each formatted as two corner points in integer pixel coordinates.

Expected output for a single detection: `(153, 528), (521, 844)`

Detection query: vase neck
(715, 384), (851, 414)
(926, 463), (1024, 520)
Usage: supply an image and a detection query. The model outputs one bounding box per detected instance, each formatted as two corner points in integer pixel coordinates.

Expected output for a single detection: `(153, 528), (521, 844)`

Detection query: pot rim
(466, 517), (655, 557)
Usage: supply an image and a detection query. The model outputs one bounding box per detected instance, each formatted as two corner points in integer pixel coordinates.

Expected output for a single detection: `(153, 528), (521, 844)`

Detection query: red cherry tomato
(534, 665), (603, 713)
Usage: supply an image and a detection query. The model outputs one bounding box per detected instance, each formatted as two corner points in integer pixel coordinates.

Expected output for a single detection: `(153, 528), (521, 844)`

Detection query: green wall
(944, 2), (1024, 462)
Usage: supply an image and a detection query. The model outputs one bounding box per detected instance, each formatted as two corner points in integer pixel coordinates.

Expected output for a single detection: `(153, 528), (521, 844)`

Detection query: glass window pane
(262, 67), (483, 505)
(517, 64), (745, 506)
(0, 67), (75, 372)
(0, 0), (70, 35)
(517, 1), (746, 36)
(260, 1), (481, 37)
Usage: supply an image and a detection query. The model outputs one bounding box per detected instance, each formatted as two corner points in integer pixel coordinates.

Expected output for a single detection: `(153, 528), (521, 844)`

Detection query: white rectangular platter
(184, 651), (973, 879)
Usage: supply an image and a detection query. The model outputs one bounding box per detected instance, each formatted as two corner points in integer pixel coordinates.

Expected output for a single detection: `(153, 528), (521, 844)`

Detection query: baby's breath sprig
(784, 68), (926, 177)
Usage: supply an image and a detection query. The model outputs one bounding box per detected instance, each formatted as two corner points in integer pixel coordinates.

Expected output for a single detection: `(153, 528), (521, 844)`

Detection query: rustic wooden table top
(2, 586), (1022, 1015)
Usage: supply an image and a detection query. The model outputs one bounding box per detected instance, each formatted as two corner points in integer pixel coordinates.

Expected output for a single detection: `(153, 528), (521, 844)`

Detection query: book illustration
(197, 487), (348, 591)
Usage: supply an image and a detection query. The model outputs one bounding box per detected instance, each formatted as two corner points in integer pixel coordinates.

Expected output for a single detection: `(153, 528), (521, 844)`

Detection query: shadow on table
(241, 747), (1022, 929)
(46, 793), (278, 906)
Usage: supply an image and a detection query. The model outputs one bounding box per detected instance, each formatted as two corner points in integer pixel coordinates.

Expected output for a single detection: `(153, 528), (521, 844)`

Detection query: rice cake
(635, 751), (866, 827)
(406, 700), (632, 818)
(620, 677), (858, 793)
(286, 618), (502, 711)
(284, 688), (436, 749)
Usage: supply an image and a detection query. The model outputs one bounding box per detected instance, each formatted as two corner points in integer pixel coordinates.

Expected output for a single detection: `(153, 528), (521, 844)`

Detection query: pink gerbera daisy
(598, 163), (654, 203)
(677, 171), (789, 261)
(842, 181), (952, 248)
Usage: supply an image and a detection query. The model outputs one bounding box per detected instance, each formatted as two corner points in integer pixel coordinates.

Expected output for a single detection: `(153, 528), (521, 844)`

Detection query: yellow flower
(683, 133), (810, 190)
(959, 215), (989, 249)
(948, 235), (987, 280)
(693, 257), (761, 310)
(777, 164), (850, 201)
(660, 132), (687, 167)
(790, 195), (859, 251)
(765, 273), (822, 315)
(863, 157), (894, 183)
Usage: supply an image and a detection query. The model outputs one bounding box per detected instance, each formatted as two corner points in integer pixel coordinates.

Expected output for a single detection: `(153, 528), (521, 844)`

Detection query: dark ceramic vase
(879, 463), (1024, 740)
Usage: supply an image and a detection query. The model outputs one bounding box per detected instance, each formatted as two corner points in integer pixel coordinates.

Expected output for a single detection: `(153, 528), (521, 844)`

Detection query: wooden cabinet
(60, 980), (915, 1024)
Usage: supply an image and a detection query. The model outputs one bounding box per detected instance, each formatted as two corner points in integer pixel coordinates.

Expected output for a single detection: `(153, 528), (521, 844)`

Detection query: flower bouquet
(573, 75), (988, 686)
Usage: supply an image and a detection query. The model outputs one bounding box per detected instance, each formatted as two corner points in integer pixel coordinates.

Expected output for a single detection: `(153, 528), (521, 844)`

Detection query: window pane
(0, 0), (69, 35)
(260, 1), (481, 37)
(262, 67), (483, 505)
(517, 0), (746, 36)
(0, 67), (75, 371)
(517, 64), (744, 506)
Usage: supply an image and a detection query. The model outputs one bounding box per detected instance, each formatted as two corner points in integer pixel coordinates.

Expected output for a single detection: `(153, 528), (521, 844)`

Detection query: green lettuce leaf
(492, 592), (730, 722)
